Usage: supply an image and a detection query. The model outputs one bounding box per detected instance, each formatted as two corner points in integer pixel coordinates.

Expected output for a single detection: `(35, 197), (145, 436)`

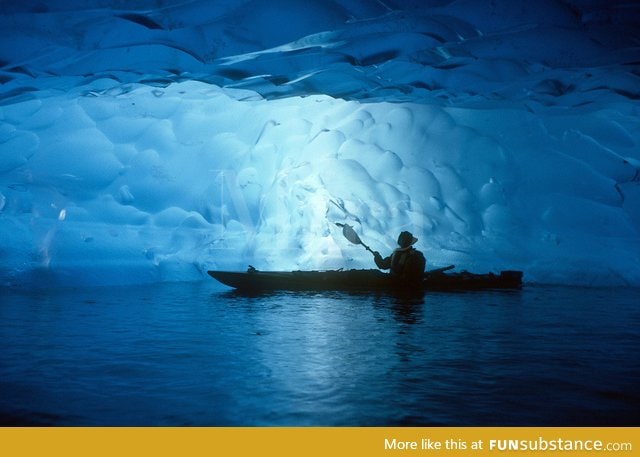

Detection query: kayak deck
(208, 268), (523, 292)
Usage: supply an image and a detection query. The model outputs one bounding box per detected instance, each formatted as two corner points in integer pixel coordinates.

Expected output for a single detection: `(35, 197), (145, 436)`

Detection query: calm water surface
(1, 282), (638, 426)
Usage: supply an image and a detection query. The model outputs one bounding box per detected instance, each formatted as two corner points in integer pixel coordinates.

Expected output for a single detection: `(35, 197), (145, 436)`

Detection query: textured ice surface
(1, 0), (639, 287)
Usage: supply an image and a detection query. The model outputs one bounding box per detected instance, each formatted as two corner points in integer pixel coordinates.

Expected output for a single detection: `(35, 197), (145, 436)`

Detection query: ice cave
(1, 0), (639, 288)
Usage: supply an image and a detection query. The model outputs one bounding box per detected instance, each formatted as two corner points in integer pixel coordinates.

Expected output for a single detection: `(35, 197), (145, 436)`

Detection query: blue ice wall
(1, 0), (639, 286)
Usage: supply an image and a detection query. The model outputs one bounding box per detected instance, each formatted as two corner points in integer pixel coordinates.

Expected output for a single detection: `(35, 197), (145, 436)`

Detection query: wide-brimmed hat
(397, 231), (418, 248)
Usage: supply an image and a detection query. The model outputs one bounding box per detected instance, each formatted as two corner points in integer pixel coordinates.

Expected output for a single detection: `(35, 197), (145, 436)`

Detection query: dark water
(1, 281), (639, 426)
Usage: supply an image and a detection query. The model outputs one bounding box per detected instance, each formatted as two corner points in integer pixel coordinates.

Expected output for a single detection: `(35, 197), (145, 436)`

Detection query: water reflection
(1, 283), (638, 425)
(387, 294), (425, 325)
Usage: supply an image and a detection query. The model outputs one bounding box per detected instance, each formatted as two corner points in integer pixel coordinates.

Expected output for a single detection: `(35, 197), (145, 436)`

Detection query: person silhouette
(374, 231), (425, 285)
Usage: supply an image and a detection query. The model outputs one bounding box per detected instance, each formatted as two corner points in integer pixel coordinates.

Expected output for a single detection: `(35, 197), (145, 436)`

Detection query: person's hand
(373, 251), (382, 261)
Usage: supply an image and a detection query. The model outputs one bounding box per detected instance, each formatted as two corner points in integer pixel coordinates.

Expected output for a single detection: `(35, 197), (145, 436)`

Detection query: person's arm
(374, 251), (391, 270)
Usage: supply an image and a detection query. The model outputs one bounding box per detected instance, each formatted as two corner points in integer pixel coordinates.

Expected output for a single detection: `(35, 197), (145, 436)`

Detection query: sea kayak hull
(208, 269), (523, 292)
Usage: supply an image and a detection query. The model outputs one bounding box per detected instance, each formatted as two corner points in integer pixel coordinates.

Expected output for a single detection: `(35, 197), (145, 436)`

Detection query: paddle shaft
(361, 242), (375, 254)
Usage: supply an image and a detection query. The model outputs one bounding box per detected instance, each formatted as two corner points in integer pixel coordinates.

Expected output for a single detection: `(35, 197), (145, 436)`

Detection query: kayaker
(374, 231), (426, 284)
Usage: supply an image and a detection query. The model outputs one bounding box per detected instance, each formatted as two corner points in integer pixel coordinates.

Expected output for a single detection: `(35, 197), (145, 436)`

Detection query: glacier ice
(1, 0), (639, 287)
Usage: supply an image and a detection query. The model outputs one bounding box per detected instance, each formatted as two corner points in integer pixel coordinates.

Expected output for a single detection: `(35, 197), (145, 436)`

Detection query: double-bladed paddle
(335, 222), (455, 274)
(335, 222), (375, 254)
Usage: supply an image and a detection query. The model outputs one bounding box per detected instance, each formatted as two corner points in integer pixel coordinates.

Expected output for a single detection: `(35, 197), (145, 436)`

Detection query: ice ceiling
(1, 0), (639, 287)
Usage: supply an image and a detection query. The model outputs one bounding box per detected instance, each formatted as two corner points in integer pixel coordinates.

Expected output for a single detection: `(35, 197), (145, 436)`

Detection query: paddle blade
(335, 222), (362, 246)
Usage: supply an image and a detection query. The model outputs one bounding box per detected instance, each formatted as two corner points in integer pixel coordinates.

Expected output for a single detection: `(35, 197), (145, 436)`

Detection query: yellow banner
(1, 427), (637, 457)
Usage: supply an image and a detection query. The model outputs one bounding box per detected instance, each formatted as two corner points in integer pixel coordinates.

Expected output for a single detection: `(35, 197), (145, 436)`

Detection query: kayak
(208, 267), (523, 292)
